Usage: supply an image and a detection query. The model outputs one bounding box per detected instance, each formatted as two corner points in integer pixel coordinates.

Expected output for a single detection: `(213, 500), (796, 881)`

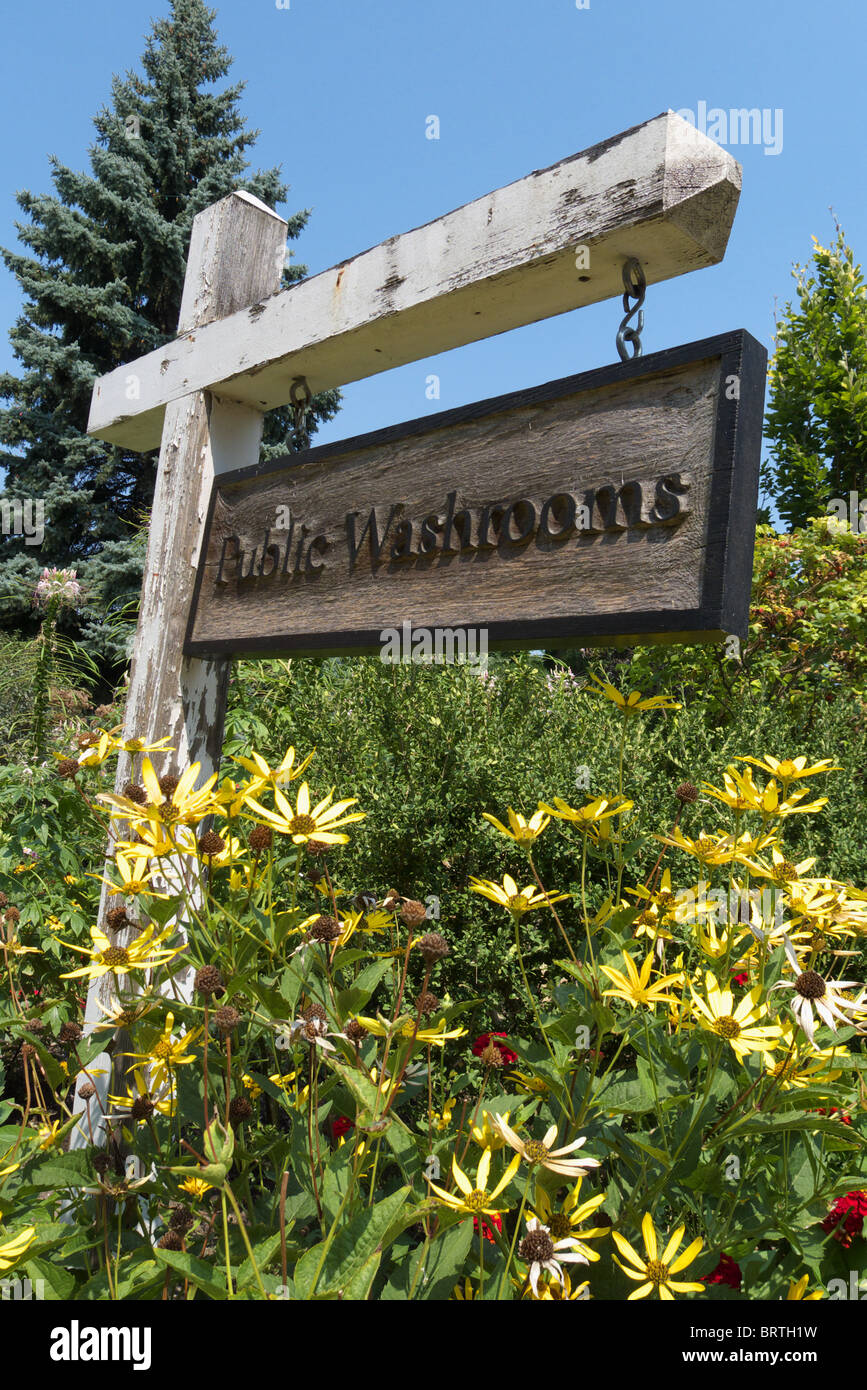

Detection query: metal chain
(616, 258), (646, 362)
(290, 376), (313, 449)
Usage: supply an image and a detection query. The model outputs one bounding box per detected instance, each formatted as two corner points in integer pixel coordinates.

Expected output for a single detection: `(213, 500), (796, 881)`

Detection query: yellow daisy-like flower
(178, 1177), (213, 1200)
(353, 1014), (467, 1048)
(588, 675), (681, 715)
(481, 807), (549, 847)
(612, 1213), (704, 1300)
(738, 755), (840, 786)
(703, 765), (828, 819)
(689, 972), (782, 1058)
(538, 794), (634, 830)
(468, 873), (568, 916)
(654, 827), (739, 868)
(452, 1278), (477, 1300)
(600, 950), (684, 1011)
(0, 1226), (36, 1271)
(529, 1179), (609, 1262)
(426, 1148), (521, 1217)
(523, 1269), (590, 1300)
(100, 758), (220, 830)
(786, 1273), (823, 1300)
(109, 1066), (175, 1121)
(244, 781), (364, 846)
(57, 922), (182, 982)
(508, 1070), (549, 1097)
(431, 1098), (456, 1131)
(35, 1121), (63, 1150)
(470, 1109), (511, 1151)
(99, 852), (171, 900)
(231, 746), (315, 795)
(126, 1012), (202, 1087)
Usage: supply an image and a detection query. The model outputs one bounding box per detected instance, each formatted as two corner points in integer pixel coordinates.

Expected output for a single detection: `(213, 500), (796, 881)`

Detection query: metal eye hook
(616, 258), (646, 362)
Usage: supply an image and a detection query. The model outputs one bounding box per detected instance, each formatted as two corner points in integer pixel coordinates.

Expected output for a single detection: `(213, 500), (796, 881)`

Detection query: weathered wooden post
(71, 192), (288, 1147)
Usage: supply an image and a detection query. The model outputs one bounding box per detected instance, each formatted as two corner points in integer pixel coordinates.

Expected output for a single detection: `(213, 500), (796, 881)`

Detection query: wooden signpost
(74, 110), (763, 1145)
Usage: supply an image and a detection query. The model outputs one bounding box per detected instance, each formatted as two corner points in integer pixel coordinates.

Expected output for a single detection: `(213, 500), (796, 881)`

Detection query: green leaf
(293, 1185), (411, 1298)
(382, 1215), (473, 1300)
(154, 1247), (229, 1300)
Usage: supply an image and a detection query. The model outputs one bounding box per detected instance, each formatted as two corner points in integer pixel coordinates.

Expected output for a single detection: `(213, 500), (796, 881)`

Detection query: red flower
(701, 1253), (742, 1290)
(331, 1116), (355, 1140)
(474, 1212), (502, 1244)
(471, 1032), (517, 1065)
(815, 1107), (852, 1126)
(822, 1191), (867, 1248)
(730, 971), (749, 987)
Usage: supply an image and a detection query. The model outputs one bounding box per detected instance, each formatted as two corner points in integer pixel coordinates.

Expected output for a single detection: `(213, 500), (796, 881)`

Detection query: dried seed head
(158, 774), (180, 798)
(0, 892), (6, 909)
(19, 1042), (35, 1061)
(56, 758), (80, 781)
(675, 781), (699, 804)
(24, 1017), (44, 1032)
(518, 1228), (556, 1264)
(59, 1021), (83, 1044)
(308, 914), (340, 943)
(131, 1095), (155, 1121)
(194, 965), (225, 998)
(105, 905), (130, 933)
(123, 781), (148, 805)
(305, 838), (331, 857)
(78, 1081), (97, 1100)
(157, 1229), (184, 1251)
(382, 889), (401, 912)
(213, 1006), (241, 1035)
(229, 1096), (253, 1124)
(796, 969), (826, 1000)
(344, 1019), (367, 1044)
(400, 898), (428, 929)
(169, 1204), (194, 1231)
(418, 931), (449, 965)
(4, 906), (20, 925)
(198, 830), (226, 858)
(353, 890), (377, 913)
(415, 990), (440, 1018)
(302, 1001), (328, 1024)
(248, 825), (273, 854)
(92, 1152), (111, 1177)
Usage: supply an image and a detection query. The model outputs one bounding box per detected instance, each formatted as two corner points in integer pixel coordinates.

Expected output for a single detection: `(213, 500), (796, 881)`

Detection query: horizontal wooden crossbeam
(88, 111), (741, 452)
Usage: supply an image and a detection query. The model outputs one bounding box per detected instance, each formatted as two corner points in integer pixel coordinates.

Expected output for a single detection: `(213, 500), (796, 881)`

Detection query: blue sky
(1, 0), (865, 503)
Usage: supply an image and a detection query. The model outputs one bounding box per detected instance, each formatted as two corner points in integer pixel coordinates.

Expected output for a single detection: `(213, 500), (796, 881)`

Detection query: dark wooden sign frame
(185, 329), (766, 659)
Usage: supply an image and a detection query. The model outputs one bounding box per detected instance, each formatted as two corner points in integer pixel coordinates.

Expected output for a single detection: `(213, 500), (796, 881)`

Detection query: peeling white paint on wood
(88, 113), (741, 452)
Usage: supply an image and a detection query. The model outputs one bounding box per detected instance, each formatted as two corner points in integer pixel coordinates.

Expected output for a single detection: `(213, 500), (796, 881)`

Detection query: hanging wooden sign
(185, 329), (766, 658)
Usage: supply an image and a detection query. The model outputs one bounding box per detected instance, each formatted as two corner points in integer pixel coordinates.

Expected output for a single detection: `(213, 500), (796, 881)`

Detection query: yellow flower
(468, 873), (568, 916)
(738, 755), (840, 786)
(100, 758), (220, 830)
(126, 1012), (202, 1087)
(600, 950), (684, 1011)
(689, 972), (781, 1058)
(35, 1121), (63, 1150)
(786, 1274), (823, 1300)
(588, 675), (681, 715)
(109, 1067), (175, 1120)
(470, 1109), (511, 1150)
(529, 1179), (609, 1262)
(242, 1074), (263, 1100)
(481, 807), (549, 847)
(99, 852), (171, 900)
(179, 1177), (213, 1200)
(452, 1278), (477, 1300)
(354, 1014), (467, 1048)
(57, 922), (182, 982)
(508, 1070), (549, 1097)
(0, 1226), (36, 1271)
(654, 827), (739, 868)
(426, 1147), (521, 1216)
(523, 1269), (590, 1300)
(431, 1099), (456, 1131)
(231, 746), (315, 795)
(538, 795), (634, 830)
(612, 1213), (704, 1300)
(244, 781), (364, 846)
(703, 765), (828, 819)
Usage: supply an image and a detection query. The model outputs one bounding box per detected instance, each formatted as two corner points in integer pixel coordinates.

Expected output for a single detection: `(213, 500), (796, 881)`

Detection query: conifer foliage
(0, 0), (339, 661)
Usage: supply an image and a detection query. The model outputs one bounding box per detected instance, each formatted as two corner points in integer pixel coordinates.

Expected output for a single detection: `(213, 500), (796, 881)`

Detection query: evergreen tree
(0, 0), (339, 663)
(762, 223), (867, 529)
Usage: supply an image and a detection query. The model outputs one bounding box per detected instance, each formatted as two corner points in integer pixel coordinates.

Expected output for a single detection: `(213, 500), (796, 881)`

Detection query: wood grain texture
(187, 331), (766, 657)
(88, 112), (741, 451)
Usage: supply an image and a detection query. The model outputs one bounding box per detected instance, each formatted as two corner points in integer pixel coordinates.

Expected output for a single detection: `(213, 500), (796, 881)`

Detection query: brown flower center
(289, 815), (317, 836)
(100, 946), (130, 967)
(523, 1139), (550, 1163)
(795, 970), (826, 1000)
(712, 1015), (741, 1040)
(464, 1190), (489, 1212)
(645, 1260), (670, 1286)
